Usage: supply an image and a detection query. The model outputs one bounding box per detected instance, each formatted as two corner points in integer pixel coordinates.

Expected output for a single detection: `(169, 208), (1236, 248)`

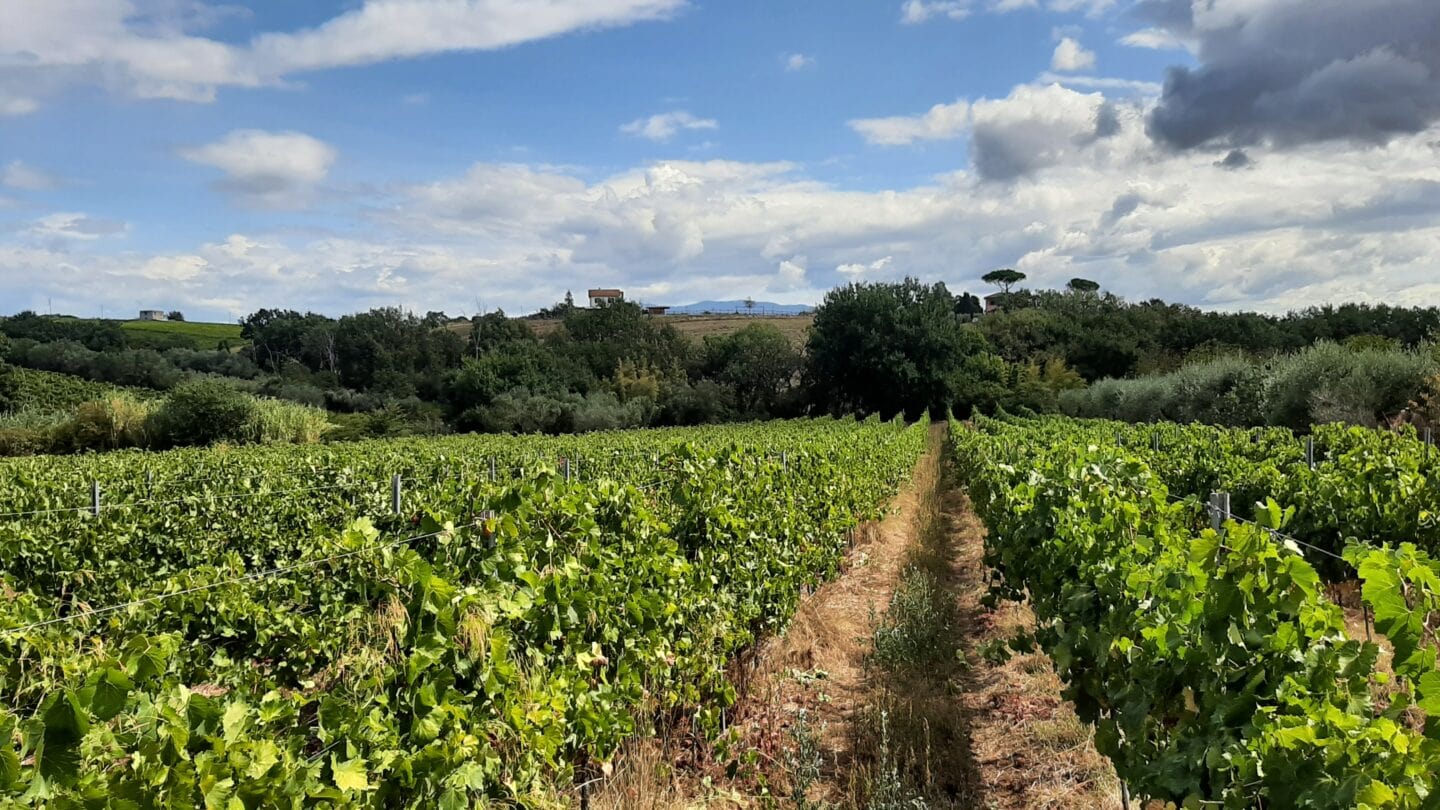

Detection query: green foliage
(955, 414), (1440, 806)
(119, 319), (240, 350)
(55, 395), (156, 451)
(981, 268), (1026, 294)
(0, 416), (929, 804)
(1063, 342), (1436, 429)
(981, 295), (1440, 384)
(0, 367), (150, 414)
(702, 323), (801, 416)
(555, 300), (690, 382)
(871, 567), (951, 669)
(244, 398), (332, 444)
(151, 379), (260, 446)
(806, 278), (1003, 419)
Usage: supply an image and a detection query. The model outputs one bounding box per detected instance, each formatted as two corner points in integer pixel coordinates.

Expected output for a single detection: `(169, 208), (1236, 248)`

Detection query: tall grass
(243, 398), (333, 444)
(59, 394), (156, 450)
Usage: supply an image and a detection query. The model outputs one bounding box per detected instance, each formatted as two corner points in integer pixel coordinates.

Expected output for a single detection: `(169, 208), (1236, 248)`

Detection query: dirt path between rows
(943, 487), (1119, 809)
(591, 425), (1118, 809)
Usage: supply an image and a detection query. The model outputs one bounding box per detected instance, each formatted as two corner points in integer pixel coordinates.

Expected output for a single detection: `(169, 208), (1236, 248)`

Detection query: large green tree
(805, 278), (1002, 419)
(701, 323), (801, 415)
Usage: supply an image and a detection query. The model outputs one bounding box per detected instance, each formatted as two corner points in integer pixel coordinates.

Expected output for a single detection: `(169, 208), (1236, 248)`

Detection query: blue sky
(2, 0), (1439, 321)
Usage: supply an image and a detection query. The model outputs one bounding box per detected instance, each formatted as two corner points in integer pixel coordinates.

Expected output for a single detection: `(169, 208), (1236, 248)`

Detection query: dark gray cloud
(1144, 0), (1440, 150)
(1103, 192), (1144, 225)
(1215, 149), (1251, 170)
(1094, 102), (1122, 139)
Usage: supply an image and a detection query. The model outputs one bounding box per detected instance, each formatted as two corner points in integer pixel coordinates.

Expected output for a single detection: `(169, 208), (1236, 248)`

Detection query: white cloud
(1051, 37), (1096, 72)
(900, 1), (971, 23)
(249, 0), (684, 74)
(1036, 72), (1163, 96)
(6, 85), (1440, 320)
(2, 161), (60, 191)
(139, 254), (208, 281)
(770, 256), (809, 293)
(969, 83), (1127, 180)
(784, 53), (815, 71)
(26, 212), (127, 240)
(837, 256), (894, 278)
(1047, 0), (1114, 15)
(0, 95), (39, 116)
(1119, 28), (1189, 51)
(178, 130), (338, 208)
(849, 100), (971, 145)
(0, 0), (685, 111)
(620, 111), (718, 142)
(902, 0), (1104, 22)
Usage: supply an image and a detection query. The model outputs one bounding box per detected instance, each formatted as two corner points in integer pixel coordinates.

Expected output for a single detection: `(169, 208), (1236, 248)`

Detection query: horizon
(2, 1), (1438, 321)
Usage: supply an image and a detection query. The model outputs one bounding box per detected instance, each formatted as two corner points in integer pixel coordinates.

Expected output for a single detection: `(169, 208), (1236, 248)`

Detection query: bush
(0, 411), (65, 456)
(57, 395), (156, 451)
(1062, 342), (1437, 429)
(151, 379), (258, 447)
(1265, 342), (1434, 429)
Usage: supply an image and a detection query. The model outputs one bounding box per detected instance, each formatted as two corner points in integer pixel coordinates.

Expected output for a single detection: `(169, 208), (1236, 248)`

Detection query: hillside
(0, 367), (155, 413)
(506, 313), (814, 347)
(120, 319), (245, 350)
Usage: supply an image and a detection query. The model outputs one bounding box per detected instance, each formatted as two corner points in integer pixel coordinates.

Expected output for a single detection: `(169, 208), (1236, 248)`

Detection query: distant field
(121, 319), (245, 350)
(495, 314), (815, 347)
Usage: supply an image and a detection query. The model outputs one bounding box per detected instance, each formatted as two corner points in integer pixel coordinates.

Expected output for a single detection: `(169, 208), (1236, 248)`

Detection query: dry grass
(946, 491), (1120, 810)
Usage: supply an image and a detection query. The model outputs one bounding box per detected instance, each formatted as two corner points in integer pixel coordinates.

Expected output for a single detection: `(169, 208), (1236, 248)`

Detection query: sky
(1, 0), (1439, 322)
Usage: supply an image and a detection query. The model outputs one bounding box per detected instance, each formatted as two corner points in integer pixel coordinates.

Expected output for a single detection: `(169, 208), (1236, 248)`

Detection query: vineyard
(0, 416), (929, 805)
(955, 414), (1440, 807)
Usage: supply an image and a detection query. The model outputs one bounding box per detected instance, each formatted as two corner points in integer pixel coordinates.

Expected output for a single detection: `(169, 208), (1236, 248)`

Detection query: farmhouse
(983, 293), (1005, 314)
(588, 288), (624, 308)
(138, 309), (166, 321)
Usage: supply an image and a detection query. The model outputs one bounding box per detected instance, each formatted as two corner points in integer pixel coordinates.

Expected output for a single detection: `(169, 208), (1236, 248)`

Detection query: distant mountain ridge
(664, 299), (814, 315)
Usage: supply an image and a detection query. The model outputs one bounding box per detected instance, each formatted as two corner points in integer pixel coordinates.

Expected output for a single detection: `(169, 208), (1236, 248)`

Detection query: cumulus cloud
(770, 257), (809, 293)
(7, 81), (1440, 320)
(849, 100), (971, 145)
(0, 0), (684, 110)
(971, 84), (1133, 180)
(620, 111), (719, 142)
(1051, 37), (1096, 71)
(2, 161), (60, 191)
(178, 130), (337, 208)
(837, 256), (895, 278)
(784, 53), (815, 71)
(1142, 0), (1440, 151)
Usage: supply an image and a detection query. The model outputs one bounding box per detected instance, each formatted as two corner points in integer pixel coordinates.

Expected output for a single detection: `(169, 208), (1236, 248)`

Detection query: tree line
(4, 276), (1440, 442)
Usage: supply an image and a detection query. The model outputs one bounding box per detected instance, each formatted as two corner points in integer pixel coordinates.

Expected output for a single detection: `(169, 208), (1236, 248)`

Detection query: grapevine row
(0, 415), (929, 804)
(954, 415), (1440, 808)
